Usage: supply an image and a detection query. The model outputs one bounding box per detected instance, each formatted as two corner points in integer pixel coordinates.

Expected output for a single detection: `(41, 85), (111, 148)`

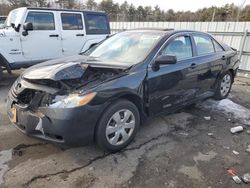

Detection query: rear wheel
(214, 72), (233, 100)
(96, 99), (140, 152)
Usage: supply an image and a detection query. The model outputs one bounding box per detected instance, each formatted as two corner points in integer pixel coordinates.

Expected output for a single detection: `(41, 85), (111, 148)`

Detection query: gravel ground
(0, 71), (249, 188)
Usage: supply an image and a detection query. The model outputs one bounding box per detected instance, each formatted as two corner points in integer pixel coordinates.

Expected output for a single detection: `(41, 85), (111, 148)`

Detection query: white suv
(0, 7), (110, 79)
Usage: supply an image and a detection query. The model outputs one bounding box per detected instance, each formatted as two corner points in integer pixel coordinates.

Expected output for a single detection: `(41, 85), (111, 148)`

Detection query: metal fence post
(239, 29), (248, 61)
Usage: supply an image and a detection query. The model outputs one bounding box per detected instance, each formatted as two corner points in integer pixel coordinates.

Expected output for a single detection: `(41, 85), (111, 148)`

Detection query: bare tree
(85, 0), (98, 10)
(2, 0), (250, 21)
(7, 0), (28, 7)
(55, 0), (76, 9)
(27, 0), (48, 7)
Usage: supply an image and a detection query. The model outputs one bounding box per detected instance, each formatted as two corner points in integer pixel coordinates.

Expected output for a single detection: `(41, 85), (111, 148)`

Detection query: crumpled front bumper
(7, 96), (106, 146)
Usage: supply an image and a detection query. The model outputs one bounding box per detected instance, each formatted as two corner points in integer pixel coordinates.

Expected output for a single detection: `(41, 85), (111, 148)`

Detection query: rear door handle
(76, 34), (84, 36)
(49, 34), (59, 37)
(189, 63), (197, 69)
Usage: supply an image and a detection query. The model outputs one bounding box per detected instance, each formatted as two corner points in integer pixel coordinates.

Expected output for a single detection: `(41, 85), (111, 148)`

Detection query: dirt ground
(0, 70), (250, 188)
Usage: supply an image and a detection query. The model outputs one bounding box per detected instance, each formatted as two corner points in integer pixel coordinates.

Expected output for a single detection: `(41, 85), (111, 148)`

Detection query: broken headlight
(49, 92), (96, 108)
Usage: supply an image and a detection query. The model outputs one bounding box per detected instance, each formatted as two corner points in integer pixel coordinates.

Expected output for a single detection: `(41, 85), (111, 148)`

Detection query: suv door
(60, 12), (86, 56)
(147, 34), (199, 116)
(21, 11), (62, 62)
(191, 34), (226, 96)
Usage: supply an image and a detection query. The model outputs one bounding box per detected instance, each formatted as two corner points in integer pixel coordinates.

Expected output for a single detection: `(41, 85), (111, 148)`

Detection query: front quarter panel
(90, 69), (147, 106)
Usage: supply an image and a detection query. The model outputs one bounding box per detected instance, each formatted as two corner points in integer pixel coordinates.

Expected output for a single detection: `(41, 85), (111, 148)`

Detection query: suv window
(0, 17), (5, 24)
(84, 13), (109, 34)
(25, 12), (55, 30)
(194, 35), (214, 55)
(61, 13), (83, 30)
(161, 36), (193, 60)
(213, 40), (224, 52)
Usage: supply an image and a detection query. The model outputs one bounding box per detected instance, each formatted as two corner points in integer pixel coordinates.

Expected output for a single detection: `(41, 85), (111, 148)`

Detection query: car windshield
(87, 31), (163, 65)
(5, 9), (21, 27)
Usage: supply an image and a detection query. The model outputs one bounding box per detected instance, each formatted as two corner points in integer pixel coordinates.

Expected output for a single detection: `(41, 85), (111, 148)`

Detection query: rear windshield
(84, 13), (110, 35)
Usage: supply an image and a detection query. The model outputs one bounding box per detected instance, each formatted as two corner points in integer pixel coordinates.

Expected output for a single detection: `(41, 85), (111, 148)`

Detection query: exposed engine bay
(9, 66), (124, 111)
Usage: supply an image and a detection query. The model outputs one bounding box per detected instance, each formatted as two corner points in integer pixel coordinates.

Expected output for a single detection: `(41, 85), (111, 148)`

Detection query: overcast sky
(95, 0), (250, 11)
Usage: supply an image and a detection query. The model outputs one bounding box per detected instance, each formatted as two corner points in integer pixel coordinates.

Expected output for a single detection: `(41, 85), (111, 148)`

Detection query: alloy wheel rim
(220, 74), (231, 97)
(106, 109), (135, 146)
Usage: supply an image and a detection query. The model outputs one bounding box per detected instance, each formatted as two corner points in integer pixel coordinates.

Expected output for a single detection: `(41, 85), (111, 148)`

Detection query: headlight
(49, 92), (96, 108)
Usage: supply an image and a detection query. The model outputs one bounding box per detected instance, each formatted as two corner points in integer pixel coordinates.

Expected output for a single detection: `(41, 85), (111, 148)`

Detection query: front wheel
(96, 99), (140, 152)
(214, 71), (233, 100)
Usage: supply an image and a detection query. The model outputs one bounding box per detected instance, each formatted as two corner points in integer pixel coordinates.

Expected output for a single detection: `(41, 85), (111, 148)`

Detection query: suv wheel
(214, 71), (233, 100)
(96, 99), (140, 152)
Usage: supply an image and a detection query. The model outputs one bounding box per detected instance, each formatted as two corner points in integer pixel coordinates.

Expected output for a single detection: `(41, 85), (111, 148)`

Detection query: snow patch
(0, 149), (12, 186)
(197, 99), (250, 124)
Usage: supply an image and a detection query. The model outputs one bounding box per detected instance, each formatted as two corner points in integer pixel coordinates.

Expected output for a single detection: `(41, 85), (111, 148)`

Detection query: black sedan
(7, 29), (240, 152)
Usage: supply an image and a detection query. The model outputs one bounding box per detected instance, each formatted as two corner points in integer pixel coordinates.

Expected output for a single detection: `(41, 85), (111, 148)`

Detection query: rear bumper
(7, 97), (106, 146)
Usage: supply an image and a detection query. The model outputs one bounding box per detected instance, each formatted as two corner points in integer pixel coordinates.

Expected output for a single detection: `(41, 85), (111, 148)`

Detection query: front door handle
(189, 63), (197, 69)
(76, 34), (84, 36)
(49, 34), (59, 37)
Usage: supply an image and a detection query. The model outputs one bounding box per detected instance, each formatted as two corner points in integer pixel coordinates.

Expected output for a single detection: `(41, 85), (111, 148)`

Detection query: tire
(96, 99), (140, 152)
(214, 71), (233, 100)
(0, 66), (3, 81)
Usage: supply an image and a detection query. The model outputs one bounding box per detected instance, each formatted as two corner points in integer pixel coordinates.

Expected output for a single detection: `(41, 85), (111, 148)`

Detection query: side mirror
(23, 22), (33, 31)
(152, 55), (177, 71)
(22, 22), (33, 36)
(155, 55), (177, 65)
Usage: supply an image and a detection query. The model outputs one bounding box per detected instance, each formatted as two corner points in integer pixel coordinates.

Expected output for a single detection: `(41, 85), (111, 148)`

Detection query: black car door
(191, 34), (226, 97)
(146, 34), (200, 116)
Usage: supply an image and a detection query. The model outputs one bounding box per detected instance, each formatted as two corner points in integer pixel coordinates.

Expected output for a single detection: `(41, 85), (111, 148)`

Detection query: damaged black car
(7, 30), (240, 152)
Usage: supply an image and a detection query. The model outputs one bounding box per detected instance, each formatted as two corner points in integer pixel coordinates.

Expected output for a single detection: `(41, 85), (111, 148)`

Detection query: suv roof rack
(26, 7), (105, 13)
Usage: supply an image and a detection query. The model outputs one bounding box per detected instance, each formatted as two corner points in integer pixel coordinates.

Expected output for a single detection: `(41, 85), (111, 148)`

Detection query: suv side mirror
(23, 22), (33, 31)
(22, 22), (33, 36)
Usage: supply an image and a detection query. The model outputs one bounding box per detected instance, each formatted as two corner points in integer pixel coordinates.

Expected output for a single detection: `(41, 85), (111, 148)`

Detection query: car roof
(26, 7), (106, 14)
(123, 29), (211, 37)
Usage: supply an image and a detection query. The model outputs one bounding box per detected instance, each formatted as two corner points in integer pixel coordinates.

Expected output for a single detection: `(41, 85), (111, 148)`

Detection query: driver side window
(161, 36), (193, 60)
(25, 11), (55, 30)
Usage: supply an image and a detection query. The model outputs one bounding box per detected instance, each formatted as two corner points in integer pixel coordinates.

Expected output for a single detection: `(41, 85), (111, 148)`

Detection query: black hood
(22, 55), (130, 81)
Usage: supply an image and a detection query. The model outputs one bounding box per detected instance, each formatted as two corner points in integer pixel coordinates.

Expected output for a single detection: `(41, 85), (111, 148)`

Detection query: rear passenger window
(213, 40), (224, 52)
(25, 12), (55, 30)
(61, 13), (83, 30)
(85, 13), (109, 34)
(194, 35), (215, 55)
(161, 36), (193, 60)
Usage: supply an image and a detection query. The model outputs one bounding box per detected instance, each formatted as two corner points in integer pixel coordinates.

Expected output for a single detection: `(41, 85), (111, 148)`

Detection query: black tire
(214, 71), (233, 100)
(96, 99), (140, 152)
(0, 66), (3, 81)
